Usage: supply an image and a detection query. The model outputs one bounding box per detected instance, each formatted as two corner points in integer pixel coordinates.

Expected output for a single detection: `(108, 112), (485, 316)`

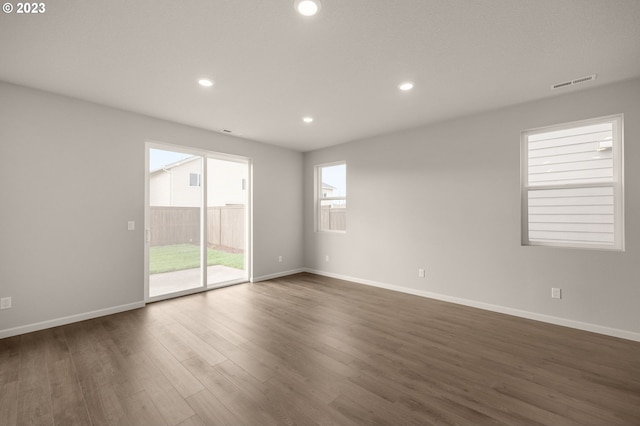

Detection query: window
(316, 162), (346, 232)
(189, 172), (201, 187)
(521, 115), (624, 250)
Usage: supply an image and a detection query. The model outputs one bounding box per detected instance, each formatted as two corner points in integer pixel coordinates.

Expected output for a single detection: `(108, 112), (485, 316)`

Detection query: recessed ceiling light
(295, 0), (321, 16)
(398, 82), (414, 91)
(198, 78), (214, 87)
(303, 116), (314, 124)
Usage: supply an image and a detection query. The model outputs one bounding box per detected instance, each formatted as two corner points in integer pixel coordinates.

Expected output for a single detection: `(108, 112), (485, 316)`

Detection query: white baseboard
(305, 268), (640, 343)
(251, 268), (307, 283)
(0, 301), (145, 339)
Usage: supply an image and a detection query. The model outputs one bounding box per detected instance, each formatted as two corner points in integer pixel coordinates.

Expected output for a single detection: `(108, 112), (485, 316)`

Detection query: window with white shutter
(521, 115), (624, 250)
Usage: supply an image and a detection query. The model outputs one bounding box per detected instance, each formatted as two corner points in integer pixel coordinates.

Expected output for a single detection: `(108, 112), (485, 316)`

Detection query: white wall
(0, 82), (304, 336)
(304, 78), (640, 339)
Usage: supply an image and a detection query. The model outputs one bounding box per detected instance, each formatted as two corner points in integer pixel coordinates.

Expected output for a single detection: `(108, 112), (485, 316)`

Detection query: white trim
(304, 269), (640, 343)
(144, 144), (150, 302)
(246, 161), (254, 282)
(0, 301), (145, 339)
(201, 158), (208, 286)
(251, 268), (307, 283)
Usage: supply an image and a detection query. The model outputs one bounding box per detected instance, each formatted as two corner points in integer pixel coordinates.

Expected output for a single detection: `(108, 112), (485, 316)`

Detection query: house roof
(150, 155), (200, 174)
(322, 182), (337, 190)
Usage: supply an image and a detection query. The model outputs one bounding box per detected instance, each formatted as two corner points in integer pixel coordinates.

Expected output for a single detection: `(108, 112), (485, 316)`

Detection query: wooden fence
(207, 205), (245, 251)
(150, 205), (245, 251)
(320, 206), (346, 231)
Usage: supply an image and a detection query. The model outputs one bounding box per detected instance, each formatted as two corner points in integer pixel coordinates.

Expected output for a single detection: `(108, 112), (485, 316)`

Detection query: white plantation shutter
(522, 115), (623, 250)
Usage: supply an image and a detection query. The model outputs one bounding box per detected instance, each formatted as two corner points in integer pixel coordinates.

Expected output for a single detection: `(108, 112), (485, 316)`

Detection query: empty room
(1, 1), (639, 425)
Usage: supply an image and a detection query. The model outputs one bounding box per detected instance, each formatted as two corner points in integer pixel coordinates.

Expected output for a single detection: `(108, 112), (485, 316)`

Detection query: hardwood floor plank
(94, 381), (131, 426)
(216, 344), (276, 383)
(126, 351), (196, 426)
(16, 386), (54, 426)
(142, 336), (205, 399)
(0, 336), (21, 384)
(185, 389), (243, 426)
(0, 336), (20, 426)
(265, 375), (358, 426)
(44, 328), (92, 426)
(348, 371), (507, 426)
(239, 339), (343, 404)
(65, 335), (113, 425)
(176, 414), (206, 426)
(93, 337), (145, 397)
(164, 308), (240, 355)
(16, 332), (54, 426)
(122, 389), (168, 426)
(259, 379), (325, 426)
(0, 381), (18, 426)
(78, 376), (112, 426)
(182, 355), (281, 426)
(214, 358), (341, 426)
(165, 321), (227, 366)
(328, 391), (392, 426)
(47, 358), (92, 426)
(147, 322), (200, 362)
(213, 359), (268, 402)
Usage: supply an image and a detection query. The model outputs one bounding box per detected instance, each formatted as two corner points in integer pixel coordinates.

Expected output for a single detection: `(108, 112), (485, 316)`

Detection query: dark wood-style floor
(1, 273), (639, 425)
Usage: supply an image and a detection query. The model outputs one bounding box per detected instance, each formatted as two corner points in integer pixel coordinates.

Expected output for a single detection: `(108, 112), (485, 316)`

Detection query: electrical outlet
(418, 268), (426, 278)
(325, 255), (329, 262)
(0, 297), (11, 310)
(551, 288), (562, 299)
(278, 256), (283, 262)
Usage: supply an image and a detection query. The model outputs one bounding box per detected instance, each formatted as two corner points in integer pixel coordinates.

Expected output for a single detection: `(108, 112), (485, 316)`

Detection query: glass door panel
(206, 158), (248, 286)
(148, 148), (203, 298)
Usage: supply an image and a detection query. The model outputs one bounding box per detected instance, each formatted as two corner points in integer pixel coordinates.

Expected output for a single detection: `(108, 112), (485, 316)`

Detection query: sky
(149, 148), (194, 171)
(322, 163), (346, 196)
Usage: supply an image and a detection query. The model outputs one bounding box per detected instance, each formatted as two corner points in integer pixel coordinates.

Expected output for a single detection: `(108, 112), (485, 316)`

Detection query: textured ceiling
(1, 0), (639, 151)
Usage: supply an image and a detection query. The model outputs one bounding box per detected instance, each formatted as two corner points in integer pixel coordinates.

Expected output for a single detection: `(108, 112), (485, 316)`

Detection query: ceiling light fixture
(398, 81), (414, 91)
(295, 0), (321, 16)
(198, 78), (214, 87)
(303, 116), (314, 124)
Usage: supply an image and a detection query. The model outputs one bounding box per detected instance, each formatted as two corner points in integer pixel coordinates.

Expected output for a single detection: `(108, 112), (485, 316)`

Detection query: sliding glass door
(145, 143), (250, 301)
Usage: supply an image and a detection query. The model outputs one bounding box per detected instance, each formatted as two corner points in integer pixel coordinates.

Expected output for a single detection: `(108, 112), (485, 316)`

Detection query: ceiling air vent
(551, 74), (597, 90)
(551, 80), (572, 90)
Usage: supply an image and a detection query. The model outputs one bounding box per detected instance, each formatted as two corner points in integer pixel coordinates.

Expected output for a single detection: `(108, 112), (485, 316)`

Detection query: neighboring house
(321, 182), (336, 198)
(150, 156), (246, 207)
(150, 156), (202, 207)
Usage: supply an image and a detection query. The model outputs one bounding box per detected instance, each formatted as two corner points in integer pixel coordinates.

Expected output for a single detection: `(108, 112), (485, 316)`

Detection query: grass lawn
(150, 244), (244, 274)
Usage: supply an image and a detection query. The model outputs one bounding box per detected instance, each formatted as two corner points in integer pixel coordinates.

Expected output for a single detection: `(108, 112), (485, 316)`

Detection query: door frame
(144, 140), (252, 303)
